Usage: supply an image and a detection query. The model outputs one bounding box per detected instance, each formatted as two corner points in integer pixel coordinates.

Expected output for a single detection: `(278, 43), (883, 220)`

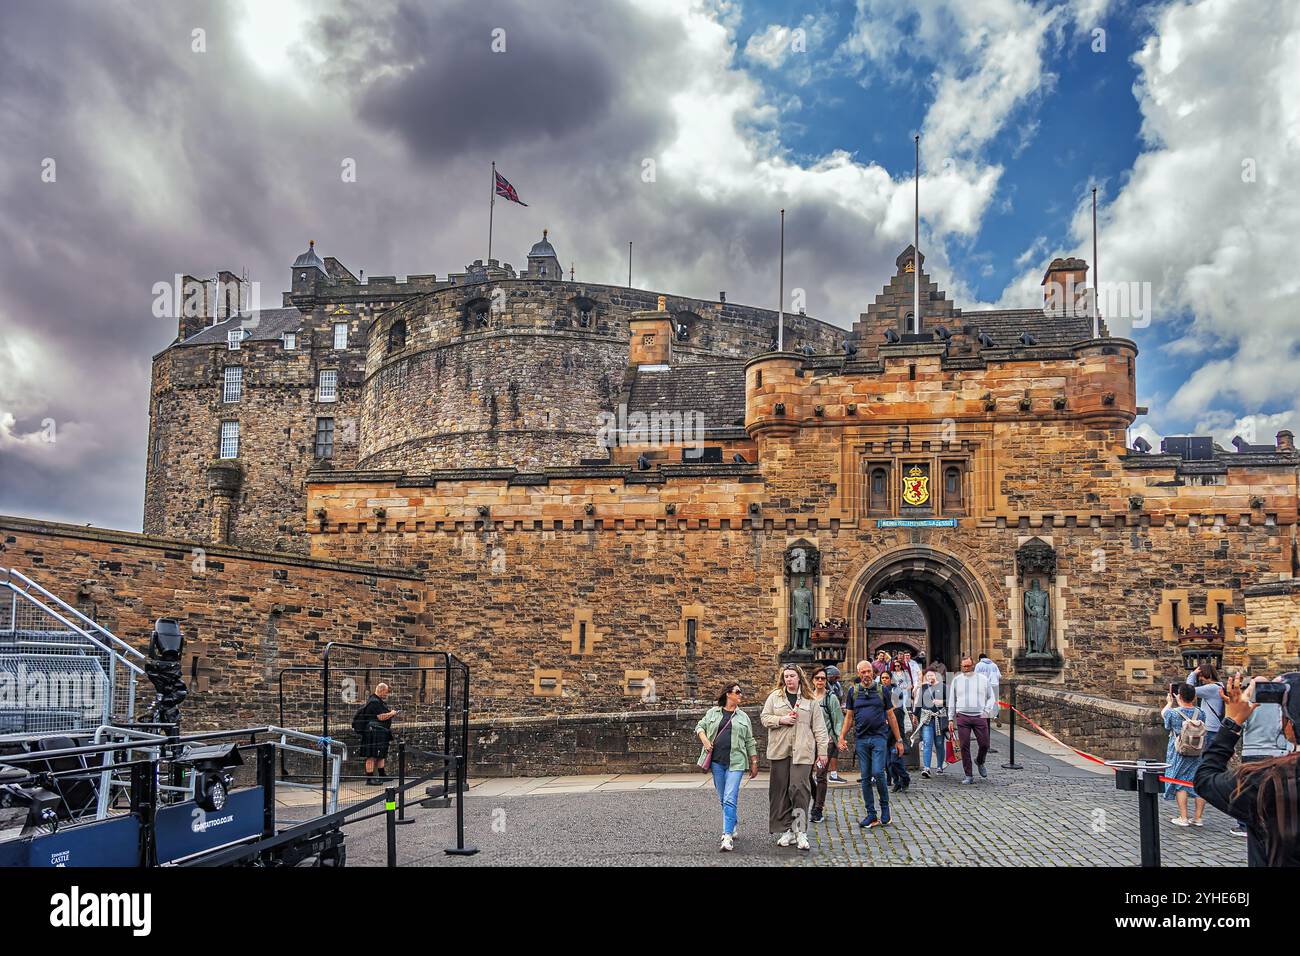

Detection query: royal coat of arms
(901, 465), (930, 507)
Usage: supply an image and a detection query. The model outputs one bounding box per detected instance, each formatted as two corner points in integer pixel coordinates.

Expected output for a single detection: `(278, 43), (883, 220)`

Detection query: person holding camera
(1195, 673), (1300, 866)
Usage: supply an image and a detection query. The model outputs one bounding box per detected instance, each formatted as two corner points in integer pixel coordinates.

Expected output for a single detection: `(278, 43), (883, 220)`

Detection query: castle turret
(290, 240), (327, 311)
(525, 229), (562, 280)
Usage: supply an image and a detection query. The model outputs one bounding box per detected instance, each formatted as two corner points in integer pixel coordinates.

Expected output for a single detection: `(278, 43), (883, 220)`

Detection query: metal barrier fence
(273, 643), (471, 815)
(1, 566), (145, 735)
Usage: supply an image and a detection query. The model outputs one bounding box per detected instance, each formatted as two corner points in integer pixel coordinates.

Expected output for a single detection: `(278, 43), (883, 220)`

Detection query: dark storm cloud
(318, 0), (655, 162)
(0, 0), (924, 532)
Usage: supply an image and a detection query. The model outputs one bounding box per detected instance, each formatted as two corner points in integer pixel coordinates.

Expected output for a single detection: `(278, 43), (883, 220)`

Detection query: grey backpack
(1174, 708), (1206, 757)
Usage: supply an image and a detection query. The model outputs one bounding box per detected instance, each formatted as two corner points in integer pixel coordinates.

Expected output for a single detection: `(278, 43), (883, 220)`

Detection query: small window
(222, 366), (242, 403)
(942, 465), (963, 514)
(388, 319), (406, 352)
(219, 421), (239, 459)
(227, 328), (245, 350)
(314, 417), (335, 459)
(283, 332), (297, 350)
(333, 322), (348, 350)
(152, 435), (162, 470)
(868, 465), (890, 513)
(317, 369), (338, 403)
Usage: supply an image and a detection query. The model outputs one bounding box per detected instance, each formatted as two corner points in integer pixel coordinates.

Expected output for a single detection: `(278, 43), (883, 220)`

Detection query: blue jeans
(855, 734), (889, 818)
(921, 721), (939, 769)
(710, 763), (745, 836)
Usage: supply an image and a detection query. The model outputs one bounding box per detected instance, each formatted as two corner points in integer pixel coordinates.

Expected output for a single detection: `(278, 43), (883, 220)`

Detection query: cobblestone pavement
(335, 732), (1247, 867)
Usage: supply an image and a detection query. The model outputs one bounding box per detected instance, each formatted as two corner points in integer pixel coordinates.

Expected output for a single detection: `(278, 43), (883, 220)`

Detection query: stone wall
(145, 307), (370, 554)
(0, 516), (425, 731)
(1242, 580), (1300, 675)
(1015, 684), (1166, 762)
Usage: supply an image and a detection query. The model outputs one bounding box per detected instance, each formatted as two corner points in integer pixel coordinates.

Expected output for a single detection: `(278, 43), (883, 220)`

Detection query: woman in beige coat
(760, 664), (829, 850)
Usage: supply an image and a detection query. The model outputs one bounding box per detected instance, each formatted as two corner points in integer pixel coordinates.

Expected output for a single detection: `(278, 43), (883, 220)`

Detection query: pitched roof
(867, 600), (926, 631)
(627, 363), (746, 430)
(178, 308), (306, 346)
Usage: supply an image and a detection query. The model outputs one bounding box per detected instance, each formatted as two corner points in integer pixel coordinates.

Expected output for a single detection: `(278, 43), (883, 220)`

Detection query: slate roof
(930, 308), (1101, 349)
(178, 308), (306, 346)
(292, 241), (326, 272)
(867, 600), (926, 631)
(627, 363), (747, 430)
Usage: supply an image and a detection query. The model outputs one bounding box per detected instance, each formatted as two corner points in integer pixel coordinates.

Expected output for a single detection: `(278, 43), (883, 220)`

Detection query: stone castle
(6, 230), (1297, 727)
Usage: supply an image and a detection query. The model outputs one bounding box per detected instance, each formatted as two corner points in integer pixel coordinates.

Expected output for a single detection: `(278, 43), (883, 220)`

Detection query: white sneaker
(720, 834), (734, 852)
(776, 830), (795, 847)
(796, 832), (810, 851)
(1170, 816), (1191, 827)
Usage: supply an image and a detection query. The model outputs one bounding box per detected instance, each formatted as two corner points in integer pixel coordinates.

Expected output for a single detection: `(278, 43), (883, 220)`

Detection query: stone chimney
(628, 302), (673, 367)
(1277, 430), (1295, 452)
(176, 274), (210, 342)
(1042, 257), (1089, 316)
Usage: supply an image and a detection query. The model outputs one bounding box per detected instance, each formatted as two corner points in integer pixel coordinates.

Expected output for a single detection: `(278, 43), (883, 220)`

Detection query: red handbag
(944, 728), (960, 764)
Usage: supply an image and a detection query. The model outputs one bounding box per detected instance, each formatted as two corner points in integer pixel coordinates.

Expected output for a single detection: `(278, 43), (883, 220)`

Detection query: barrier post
(395, 741), (414, 825)
(1001, 681), (1024, 770)
(1136, 761), (1163, 867)
(445, 753), (479, 856)
(385, 786), (398, 867)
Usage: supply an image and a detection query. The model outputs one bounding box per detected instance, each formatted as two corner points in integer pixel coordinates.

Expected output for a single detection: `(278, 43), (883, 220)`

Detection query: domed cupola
(293, 239), (327, 273)
(526, 229), (562, 280)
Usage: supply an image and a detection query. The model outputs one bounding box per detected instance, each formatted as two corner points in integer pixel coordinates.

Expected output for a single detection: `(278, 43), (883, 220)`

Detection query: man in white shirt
(975, 653), (1003, 729)
(903, 651), (923, 700)
(947, 656), (996, 784)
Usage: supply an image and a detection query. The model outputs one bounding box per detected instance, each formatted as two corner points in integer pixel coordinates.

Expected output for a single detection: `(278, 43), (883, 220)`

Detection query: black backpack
(351, 705), (370, 733)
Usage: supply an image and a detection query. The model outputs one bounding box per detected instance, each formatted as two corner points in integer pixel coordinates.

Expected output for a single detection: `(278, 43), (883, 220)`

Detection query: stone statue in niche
(1023, 578), (1051, 656)
(784, 542), (820, 653)
(791, 578), (813, 650)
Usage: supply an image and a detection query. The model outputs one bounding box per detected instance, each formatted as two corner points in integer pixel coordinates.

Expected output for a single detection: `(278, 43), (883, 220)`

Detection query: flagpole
(628, 242), (632, 287)
(913, 134), (920, 336)
(488, 161), (496, 264)
(1092, 186), (1099, 338)
(778, 208), (785, 352)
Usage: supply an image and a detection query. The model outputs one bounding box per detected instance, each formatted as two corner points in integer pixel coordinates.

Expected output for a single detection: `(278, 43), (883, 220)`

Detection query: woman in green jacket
(810, 666), (844, 822)
(696, 681), (759, 852)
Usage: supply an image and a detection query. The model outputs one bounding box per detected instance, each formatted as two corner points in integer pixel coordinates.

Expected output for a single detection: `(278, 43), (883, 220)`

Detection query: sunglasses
(729, 687), (743, 695)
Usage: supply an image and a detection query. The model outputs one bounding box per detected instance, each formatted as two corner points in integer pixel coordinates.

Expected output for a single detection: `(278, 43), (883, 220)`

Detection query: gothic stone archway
(845, 545), (993, 671)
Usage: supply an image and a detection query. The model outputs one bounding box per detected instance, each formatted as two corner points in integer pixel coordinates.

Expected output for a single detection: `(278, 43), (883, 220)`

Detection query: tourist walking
(837, 660), (903, 828)
(1195, 673), (1300, 865)
(912, 670), (948, 776)
(975, 653), (1003, 730)
(353, 683), (399, 785)
(1163, 683), (1207, 826)
(809, 666), (844, 822)
(947, 657), (996, 784)
(882, 668), (912, 793)
(872, 651), (890, 676)
(825, 665), (845, 781)
(761, 665), (828, 851)
(695, 681), (759, 852)
(903, 651), (922, 692)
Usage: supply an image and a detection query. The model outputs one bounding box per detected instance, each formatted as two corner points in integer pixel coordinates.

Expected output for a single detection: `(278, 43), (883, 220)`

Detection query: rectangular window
(317, 369), (338, 403)
(222, 365), (242, 403)
(314, 417), (335, 459)
(283, 332), (297, 350)
(333, 323), (348, 350)
(685, 618), (698, 661)
(227, 328), (244, 350)
(219, 421), (239, 459)
(152, 435), (162, 470)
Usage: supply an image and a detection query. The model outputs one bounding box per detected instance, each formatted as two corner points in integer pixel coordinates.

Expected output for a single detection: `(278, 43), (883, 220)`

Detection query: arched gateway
(844, 546), (993, 671)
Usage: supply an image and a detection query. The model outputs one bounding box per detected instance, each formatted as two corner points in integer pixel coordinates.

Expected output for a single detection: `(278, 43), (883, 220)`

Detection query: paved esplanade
(333, 730), (1247, 867)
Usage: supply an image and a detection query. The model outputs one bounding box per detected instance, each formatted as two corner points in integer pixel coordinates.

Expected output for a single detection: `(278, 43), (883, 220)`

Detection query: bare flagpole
(914, 134), (920, 335)
(628, 242), (632, 287)
(488, 161), (496, 264)
(1092, 186), (1100, 338)
(778, 208), (785, 352)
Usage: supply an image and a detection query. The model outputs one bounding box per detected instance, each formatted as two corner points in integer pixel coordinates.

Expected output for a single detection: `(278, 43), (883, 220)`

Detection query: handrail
(0, 579), (145, 677)
(0, 566), (145, 661)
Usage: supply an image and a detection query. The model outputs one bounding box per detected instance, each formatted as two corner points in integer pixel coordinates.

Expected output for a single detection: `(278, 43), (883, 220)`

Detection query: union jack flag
(494, 170), (527, 206)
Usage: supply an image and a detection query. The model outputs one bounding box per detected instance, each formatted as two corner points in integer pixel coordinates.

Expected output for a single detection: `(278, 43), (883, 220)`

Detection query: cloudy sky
(1, 0), (1297, 531)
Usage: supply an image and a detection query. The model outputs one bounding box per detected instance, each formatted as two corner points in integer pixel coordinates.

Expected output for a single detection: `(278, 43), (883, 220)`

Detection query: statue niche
(1015, 537), (1062, 672)
(784, 542), (820, 657)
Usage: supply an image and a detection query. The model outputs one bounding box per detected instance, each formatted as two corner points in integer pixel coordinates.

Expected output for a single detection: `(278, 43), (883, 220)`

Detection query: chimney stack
(1277, 430), (1295, 452)
(1042, 257), (1089, 316)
